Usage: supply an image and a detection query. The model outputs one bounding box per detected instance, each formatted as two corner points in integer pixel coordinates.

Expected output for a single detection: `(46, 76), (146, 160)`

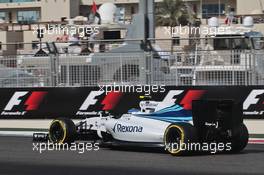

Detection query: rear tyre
(230, 123), (249, 153)
(164, 122), (198, 156)
(49, 118), (76, 144)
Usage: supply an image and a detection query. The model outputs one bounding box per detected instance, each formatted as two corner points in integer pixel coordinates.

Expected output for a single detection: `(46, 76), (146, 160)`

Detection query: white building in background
(1, 0), (262, 24)
(0, 0), (263, 50)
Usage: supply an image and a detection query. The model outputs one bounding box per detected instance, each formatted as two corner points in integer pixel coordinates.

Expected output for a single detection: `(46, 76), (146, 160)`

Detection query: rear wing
(192, 100), (243, 141)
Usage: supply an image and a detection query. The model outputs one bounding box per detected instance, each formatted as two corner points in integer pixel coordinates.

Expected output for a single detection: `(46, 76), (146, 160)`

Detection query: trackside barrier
(0, 86), (263, 120)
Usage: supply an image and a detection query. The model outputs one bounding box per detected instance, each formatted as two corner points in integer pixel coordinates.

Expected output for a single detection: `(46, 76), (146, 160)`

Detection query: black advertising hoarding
(0, 86), (263, 119)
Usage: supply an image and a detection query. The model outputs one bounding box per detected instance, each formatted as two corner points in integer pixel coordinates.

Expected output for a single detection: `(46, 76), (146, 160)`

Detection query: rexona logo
(1, 91), (47, 116)
(112, 123), (143, 133)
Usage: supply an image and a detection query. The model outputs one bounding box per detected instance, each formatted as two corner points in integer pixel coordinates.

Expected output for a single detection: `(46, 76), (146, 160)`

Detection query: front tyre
(49, 118), (76, 144)
(164, 122), (197, 156)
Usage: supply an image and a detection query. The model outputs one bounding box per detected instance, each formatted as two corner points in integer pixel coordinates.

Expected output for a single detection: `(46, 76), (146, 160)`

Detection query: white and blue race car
(42, 99), (249, 156)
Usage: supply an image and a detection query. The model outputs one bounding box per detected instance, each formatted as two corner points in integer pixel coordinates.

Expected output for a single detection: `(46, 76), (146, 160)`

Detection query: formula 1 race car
(35, 99), (249, 156)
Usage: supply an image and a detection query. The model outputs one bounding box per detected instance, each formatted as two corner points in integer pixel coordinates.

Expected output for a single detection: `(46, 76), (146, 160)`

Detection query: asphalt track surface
(0, 136), (264, 175)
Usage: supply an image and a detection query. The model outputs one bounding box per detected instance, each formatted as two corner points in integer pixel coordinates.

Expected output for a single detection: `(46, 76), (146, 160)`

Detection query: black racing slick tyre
(164, 122), (198, 156)
(230, 123), (249, 153)
(49, 118), (76, 144)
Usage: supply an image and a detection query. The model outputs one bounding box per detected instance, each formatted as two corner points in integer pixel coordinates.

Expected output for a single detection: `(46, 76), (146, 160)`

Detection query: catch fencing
(0, 37), (264, 87)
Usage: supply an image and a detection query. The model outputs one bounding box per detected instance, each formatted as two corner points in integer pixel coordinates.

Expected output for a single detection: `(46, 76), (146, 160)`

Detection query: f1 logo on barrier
(76, 90), (205, 116)
(154, 90), (205, 111)
(76, 91), (123, 115)
(243, 90), (264, 115)
(1, 91), (47, 116)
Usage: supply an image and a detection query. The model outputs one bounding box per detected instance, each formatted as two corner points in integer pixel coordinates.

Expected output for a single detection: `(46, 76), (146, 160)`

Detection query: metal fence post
(145, 51), (152, 85)
(66, 54), (70, 87)
(50, 54), (59, 87)
(245, 50), (248, 86)
(139, 52), (148, 85)
(120, 53), (123, 84)
(251, 48), (257, 85)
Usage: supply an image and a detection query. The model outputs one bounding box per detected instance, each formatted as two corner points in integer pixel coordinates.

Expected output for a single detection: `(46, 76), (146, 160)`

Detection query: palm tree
(156, 0), (196, 52)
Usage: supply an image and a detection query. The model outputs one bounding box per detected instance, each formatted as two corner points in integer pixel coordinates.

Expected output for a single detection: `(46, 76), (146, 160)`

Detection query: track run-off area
(0, 136), (263, 175)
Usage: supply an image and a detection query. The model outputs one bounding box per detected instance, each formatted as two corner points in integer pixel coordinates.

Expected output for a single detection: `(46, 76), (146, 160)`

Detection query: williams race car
(35, 99), (249, 156)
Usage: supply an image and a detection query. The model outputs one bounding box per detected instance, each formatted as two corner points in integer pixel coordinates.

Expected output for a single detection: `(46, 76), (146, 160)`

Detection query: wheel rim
(49, 121), (66, 143)
(165, 125), (184, 154)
